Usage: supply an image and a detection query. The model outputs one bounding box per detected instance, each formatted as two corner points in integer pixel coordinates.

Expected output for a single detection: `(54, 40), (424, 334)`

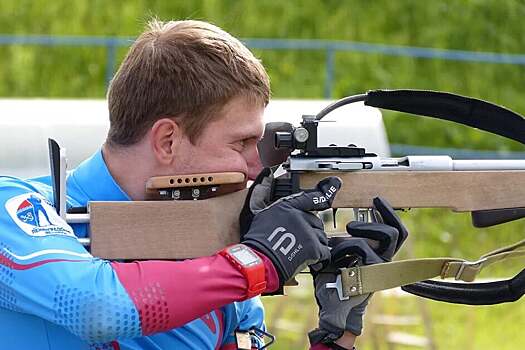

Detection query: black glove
(240, 168), (342, 287)
(309, 197), (409, 346)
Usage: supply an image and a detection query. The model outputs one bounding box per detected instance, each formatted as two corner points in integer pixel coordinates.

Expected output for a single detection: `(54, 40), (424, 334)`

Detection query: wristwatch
(219, 244), (267, 298)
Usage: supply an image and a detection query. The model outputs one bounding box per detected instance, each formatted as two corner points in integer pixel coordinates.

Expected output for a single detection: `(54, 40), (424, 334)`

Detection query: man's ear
(150, 118), (182, 165)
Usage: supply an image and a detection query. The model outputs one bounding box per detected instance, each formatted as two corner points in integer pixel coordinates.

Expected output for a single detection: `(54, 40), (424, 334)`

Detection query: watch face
(230, 245), (261, 267)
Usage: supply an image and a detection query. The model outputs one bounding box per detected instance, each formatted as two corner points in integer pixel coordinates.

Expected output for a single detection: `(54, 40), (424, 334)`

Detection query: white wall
(0, 99), (389, 178)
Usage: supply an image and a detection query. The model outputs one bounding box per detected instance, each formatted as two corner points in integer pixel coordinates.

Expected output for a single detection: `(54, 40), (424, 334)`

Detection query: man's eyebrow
(231, 129), (264, 140)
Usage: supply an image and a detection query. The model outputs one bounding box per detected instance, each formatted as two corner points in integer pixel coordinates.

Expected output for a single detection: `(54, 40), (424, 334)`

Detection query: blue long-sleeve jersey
(0, 150), (266, 349)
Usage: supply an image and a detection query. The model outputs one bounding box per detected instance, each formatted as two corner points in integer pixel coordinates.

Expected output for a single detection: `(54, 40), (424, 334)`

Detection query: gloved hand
(309, 197), (409, 347)
(240, 168), (342, 288)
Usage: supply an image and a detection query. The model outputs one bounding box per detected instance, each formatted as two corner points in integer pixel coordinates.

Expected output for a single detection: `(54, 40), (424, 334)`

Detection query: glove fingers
(320, 243), (331, 263)
(346, 221), (399, 261)
(253, 167), (272, 186)
(249, 175), (273, 213)
(330, 237), (383, 265)
(301, 211), (326, 230)
(373, 197), (409, 253)
(344, 294), (372, 336)
(315, 228), (329, 246)
(310, 244), (331, 272)
(239, 167), (272, 237)
(286, 176), (342, 212)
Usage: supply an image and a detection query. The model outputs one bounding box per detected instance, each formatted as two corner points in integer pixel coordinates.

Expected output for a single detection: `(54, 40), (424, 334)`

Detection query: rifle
(51, 89), (525, 305)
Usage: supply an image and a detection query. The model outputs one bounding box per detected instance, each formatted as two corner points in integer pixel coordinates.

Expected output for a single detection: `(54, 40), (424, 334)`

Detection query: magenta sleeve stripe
(201, 308), (225, 349)
(0, 253), (86, 270)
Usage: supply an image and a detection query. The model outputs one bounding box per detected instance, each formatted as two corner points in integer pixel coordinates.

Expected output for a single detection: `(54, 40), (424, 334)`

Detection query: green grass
(1, 0), (525, 150)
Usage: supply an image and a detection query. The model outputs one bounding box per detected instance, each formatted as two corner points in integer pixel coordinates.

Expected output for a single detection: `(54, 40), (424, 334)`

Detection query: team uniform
(0, 150), (277, 349)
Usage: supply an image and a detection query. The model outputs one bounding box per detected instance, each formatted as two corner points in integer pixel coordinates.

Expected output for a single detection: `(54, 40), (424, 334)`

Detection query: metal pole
(324, 48), (335, 99)
(105, 39), (117, 88)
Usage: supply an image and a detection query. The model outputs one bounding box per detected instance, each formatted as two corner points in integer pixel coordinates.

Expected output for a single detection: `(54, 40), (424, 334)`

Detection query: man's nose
(247, 148), (263, 181)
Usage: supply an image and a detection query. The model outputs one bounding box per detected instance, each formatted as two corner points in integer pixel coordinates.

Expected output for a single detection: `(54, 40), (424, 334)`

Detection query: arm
(0, 181), (277, 343)
(111, 250), (279, 336)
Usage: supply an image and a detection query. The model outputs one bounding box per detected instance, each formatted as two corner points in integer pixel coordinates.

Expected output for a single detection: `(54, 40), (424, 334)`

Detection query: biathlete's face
(163, 95), (265, 183)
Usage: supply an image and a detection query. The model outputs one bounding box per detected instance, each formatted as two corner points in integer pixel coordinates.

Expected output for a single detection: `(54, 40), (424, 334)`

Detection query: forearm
(111, 251), (279, 334)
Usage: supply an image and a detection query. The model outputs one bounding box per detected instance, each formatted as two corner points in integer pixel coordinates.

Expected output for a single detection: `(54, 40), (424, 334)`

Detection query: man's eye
(231, 140), (245, 151)
(234, 137), (256, 151)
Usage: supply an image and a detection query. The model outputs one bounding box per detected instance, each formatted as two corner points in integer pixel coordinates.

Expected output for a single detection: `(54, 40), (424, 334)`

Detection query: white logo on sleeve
(5, 193), (74, 237)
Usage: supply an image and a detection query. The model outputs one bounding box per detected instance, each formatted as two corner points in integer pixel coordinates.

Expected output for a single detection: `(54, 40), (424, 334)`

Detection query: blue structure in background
(1, 35), (524, 158)
(2, 35), (525, 98)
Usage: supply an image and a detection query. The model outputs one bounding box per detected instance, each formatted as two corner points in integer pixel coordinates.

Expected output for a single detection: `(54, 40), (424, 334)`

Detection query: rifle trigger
(332, 208), (338, 229)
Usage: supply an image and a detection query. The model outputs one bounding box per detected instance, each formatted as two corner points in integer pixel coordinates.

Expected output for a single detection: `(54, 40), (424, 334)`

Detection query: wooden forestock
(89, 170), (525, 260)
(300, 170), (525, 211)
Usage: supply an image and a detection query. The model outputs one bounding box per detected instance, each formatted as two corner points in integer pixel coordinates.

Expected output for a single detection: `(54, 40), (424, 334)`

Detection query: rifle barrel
(289, 156), (525, 171)
(452, 159), (525, 171)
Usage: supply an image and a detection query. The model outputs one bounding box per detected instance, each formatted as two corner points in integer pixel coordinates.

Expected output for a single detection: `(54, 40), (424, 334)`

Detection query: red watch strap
(219, 244), (267, 299)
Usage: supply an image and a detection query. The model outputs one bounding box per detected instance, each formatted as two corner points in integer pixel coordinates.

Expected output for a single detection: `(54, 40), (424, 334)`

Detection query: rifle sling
(401, 269), (525, 305)
(365, 89), (525, 145)
(339, 238), (525, 298)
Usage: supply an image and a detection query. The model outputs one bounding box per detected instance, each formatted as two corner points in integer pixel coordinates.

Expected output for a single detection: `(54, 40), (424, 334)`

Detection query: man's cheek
(208, 154), (247, 176)
(228, 156), (250, 180)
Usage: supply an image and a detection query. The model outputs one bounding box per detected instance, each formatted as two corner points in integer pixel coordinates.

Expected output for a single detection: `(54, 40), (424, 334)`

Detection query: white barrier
(0, 99), (389, 178)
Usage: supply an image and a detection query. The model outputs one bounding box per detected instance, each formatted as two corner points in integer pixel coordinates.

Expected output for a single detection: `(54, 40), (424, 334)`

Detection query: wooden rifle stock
(89, 170), (525, 260)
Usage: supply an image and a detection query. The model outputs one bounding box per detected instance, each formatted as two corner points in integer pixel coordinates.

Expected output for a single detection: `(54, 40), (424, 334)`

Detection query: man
(0, 19), (405, 349)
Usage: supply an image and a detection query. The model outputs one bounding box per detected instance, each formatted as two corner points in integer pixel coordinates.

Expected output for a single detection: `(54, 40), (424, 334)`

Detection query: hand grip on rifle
(239, 168), (342, 288)
(309, 197), (409, 347)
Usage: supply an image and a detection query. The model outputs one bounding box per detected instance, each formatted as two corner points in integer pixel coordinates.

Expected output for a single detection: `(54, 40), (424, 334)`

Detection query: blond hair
(107, 19), (270, 146)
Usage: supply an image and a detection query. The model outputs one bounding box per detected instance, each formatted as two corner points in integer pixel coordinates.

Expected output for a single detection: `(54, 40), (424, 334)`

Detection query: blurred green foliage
(1, 1), (524, 348)
(1, 0), (525, 151)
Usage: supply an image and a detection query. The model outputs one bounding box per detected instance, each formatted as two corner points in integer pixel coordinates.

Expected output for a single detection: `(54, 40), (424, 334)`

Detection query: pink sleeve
(111, 251), (279, 335)
(310, 343), (332, 350)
